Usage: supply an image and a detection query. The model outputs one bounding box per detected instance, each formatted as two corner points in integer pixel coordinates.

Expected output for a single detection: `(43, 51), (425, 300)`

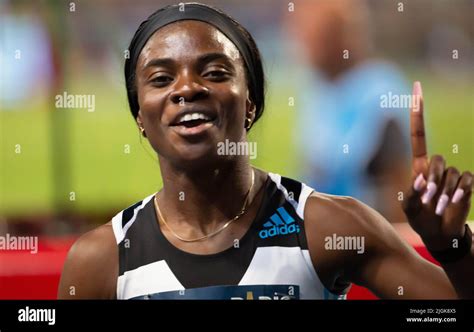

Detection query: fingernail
(452, 188), (464, 204)
(435, 194), (449, 216)
(412, 81), (423, 112)
(413, 81), (423, 96)
(421, 181), (437, 204)
(413, 173), (426, 191)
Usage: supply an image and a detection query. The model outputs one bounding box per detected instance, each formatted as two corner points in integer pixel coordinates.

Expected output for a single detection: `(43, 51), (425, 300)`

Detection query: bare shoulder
(304, 191), (398, 245)
(57, 222), (118, 299)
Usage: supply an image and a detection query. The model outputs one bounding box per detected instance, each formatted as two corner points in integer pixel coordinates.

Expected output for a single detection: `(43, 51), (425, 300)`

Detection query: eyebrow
(142, 52), (234, 71)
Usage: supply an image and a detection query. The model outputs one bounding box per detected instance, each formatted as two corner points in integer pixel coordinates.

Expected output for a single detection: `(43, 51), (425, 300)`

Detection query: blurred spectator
(286, 0), (411, 223)
(0, 1), (54, 108)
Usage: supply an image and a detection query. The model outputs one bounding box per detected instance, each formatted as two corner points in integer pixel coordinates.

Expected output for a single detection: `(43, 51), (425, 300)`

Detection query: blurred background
(0, 0), (473, 299)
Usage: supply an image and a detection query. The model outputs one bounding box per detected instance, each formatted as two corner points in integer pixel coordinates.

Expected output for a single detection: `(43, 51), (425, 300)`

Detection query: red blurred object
(0, 233), (439, 300)
(0, 237), (76, 299)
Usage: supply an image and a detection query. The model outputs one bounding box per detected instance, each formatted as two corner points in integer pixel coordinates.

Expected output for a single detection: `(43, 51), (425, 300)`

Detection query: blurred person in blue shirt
(0, 1), (54, 108)
(286, 0), (411, 223)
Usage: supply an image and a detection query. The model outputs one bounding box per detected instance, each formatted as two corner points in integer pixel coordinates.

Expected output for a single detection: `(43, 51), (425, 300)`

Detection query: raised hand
(402, 82), (473, 251)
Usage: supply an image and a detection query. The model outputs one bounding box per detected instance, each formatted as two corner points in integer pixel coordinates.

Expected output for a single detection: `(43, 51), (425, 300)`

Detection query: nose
(169, 72), (209, 104)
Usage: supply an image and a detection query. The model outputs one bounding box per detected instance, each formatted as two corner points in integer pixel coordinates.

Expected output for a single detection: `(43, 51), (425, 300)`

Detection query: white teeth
(182, 114), (193, 122)
(178, 113), (211, 123)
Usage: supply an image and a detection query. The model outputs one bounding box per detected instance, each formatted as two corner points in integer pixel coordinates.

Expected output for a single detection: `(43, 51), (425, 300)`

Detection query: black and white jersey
(111, 172), (348, 300)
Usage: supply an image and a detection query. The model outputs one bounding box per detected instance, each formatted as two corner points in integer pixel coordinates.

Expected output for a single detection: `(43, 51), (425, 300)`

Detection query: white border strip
(111, 193), (155, 244)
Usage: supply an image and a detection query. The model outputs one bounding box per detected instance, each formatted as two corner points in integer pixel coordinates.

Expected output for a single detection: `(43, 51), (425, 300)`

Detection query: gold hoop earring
(245, 109), (255, 130)
(245, 117), (253, 130)
(140, 127), (147, 138)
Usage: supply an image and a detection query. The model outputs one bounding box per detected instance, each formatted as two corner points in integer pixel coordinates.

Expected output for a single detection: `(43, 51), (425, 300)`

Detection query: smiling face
(135, 20), (255, 169)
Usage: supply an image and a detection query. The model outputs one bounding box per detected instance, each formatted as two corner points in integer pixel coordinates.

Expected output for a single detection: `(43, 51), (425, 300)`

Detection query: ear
(136, 109), (144, 128)
(245, 90), (256, 123)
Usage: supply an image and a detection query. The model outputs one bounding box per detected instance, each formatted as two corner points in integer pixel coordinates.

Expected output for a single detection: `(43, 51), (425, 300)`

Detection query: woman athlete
(58, 3), (473, 300)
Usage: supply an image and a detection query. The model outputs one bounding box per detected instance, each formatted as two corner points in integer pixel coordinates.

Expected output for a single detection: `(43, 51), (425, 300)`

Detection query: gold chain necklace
(154, 168), (255, 242)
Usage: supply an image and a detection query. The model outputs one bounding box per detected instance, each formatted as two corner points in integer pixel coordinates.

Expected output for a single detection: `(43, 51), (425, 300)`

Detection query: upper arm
(57, 223), (118, 299)
(304, 193), (457, 299)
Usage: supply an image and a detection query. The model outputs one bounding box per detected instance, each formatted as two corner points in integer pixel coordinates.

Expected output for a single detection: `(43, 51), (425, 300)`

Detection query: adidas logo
(258, 207), (300, 239)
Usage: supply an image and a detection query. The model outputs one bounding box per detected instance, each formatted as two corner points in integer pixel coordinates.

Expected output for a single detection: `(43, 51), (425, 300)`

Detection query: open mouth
(176, 113), (214, 128)
(170, 111), (217, 136)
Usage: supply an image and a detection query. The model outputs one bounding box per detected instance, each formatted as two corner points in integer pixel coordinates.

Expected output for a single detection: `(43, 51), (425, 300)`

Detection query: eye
(203, 70), (229, 81)
(150, 75), (173, 87)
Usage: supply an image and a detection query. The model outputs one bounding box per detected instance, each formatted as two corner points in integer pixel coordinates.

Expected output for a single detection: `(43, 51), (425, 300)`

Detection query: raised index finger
(410, 81), (429, 176)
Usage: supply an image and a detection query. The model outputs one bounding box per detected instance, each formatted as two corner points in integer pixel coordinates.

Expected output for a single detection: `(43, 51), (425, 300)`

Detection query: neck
(156, 156), (256, 235)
